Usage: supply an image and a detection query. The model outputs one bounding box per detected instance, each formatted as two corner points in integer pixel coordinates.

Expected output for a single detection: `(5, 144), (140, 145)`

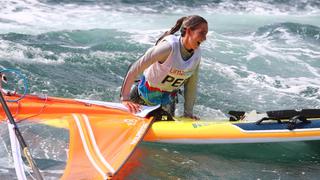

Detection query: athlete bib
(143, 35), (201, 92)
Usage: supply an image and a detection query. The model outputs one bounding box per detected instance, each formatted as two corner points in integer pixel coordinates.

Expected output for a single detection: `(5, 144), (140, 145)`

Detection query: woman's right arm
(120, 41), (172, 113)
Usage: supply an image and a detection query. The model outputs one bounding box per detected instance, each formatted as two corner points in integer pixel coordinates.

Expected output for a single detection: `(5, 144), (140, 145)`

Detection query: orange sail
(62, 113), (152, 179)
(0, 94), (155, 179)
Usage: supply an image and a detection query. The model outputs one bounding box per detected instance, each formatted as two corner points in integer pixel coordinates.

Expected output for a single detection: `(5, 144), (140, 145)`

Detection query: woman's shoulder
(154, 38), (173, 52)
(163, 34), (180, 43)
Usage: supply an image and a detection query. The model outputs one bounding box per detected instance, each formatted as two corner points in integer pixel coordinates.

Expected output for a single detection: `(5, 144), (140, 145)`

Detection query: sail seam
(72, 114), (107, 179)
(82, 114), (115, 173)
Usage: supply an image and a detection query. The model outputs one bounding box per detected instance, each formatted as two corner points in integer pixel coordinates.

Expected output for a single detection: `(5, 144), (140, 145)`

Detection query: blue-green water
(0, 0), (320, 179)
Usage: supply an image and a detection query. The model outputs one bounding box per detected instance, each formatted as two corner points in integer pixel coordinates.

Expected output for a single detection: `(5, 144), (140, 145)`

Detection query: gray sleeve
(183, 63), (200, 116)
(120, 41), (172, 101)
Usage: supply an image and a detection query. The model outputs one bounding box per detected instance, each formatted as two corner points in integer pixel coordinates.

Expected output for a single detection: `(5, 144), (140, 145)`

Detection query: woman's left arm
(183, 63), (200, 120)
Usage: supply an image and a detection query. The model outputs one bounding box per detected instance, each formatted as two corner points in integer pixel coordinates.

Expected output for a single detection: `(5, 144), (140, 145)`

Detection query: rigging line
(0, 68), (41, 121)
(4, 99), (22, 120)
(0, 69), (28, 102)
(18, 95), (48, 122)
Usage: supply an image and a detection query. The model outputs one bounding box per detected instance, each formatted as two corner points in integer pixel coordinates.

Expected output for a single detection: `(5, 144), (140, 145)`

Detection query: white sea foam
(207, 0), (320, 16)
(0, 1), (124, 34)
(202, 48), (320, 102)
(234, 68), (320, 101)
(127, 29), (164, 45)
(0, 39), (65, 64)
(195, 105), (228, 120)
(0, 0), (177, 35)
(1, 0), (319, 35)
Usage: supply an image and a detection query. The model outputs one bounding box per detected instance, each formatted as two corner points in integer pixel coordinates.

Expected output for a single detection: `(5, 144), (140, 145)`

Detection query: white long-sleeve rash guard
(120, 38), (200, 116)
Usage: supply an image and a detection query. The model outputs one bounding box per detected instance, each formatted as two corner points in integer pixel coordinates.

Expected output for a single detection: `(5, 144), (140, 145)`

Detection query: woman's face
(185, 23), (208, 50)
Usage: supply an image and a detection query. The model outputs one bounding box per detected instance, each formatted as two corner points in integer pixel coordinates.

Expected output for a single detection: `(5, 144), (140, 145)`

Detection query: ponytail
(155, 15), (207, 45)
(155, 16), (186, 45)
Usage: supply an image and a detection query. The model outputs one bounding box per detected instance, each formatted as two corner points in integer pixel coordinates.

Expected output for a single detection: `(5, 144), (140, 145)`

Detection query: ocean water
(0, 0), (320, 179)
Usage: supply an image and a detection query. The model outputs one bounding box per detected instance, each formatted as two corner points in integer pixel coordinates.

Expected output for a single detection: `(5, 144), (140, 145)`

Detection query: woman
(120, 15), (208, 119)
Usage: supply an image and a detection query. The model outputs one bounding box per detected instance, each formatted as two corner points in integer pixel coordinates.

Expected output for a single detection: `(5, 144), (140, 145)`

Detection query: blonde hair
(155, 15), (207, 45)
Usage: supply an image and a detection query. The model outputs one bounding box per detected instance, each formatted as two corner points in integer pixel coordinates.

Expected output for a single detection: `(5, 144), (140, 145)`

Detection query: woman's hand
(122, 100), (141, 114)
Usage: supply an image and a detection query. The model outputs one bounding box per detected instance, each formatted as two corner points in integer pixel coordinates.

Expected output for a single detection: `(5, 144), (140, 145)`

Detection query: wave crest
(255, 22), (320, 44)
